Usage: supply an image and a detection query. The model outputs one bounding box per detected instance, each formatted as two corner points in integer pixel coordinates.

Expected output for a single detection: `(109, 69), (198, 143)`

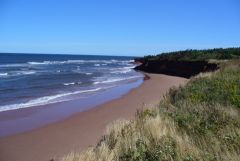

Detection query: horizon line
(0, 46), (239, 57)
(0, 52), (140, 57)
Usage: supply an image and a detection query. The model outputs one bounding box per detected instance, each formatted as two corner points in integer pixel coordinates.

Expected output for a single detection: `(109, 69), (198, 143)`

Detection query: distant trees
(143, 47), (240, 61)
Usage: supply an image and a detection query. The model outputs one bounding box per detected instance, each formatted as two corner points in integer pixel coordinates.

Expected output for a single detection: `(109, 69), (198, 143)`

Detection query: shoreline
(0, 73), (187, 161)
(0, 78), (143, 137)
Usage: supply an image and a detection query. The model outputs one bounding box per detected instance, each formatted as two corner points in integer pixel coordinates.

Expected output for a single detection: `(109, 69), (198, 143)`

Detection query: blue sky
(0, 0), (239, 56)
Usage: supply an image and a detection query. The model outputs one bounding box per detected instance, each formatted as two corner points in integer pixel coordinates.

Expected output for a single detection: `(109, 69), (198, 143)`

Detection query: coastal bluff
(134, 58), (218, 78)
(134, 48), (240, 78)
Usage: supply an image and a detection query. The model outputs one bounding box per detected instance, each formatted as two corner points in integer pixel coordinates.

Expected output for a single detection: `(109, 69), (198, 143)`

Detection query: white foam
(110, 66), (135, 74)
(72, 70), (93, 75)
(20, 71), (36, 75)
(0, 72), (8, 76)
(93, 76), (143, 85)
(0, 71), (36, 78)
(0, 87), (102, 112)
(0, 63), (27, 67)
(28, 61), (61, 65)
(10, 71), (36, 77)
(28, 61), (46, 65)
(0, 59), (133, 68)
(94, 64), (100, 66)
(110, 69), (132, 74)
(63, 81), (82, 86)
(123, 66), (135, 69)
(0, 73), (8, 78)
(63, 82), (75, 86)
(26, 59), (134, 65)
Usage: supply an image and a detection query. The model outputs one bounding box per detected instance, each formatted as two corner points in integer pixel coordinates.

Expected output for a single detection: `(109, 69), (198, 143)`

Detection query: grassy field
(61, 60), (240, 161)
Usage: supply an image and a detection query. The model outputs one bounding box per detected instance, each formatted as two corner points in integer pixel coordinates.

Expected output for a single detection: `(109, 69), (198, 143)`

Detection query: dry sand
(0, 73), (187, 161)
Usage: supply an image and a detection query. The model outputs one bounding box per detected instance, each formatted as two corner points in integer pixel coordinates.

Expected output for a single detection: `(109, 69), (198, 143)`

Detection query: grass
(168, 60), (240, 107)
(61, 60), (240, 161)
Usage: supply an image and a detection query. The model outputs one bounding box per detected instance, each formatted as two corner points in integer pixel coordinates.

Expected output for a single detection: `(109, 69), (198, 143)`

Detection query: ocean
(0, 53), (143, 112)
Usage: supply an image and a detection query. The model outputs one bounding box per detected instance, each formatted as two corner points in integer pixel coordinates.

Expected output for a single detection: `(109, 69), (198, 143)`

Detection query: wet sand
(0, 73), (187, 161)
(0, 79), (143, 137)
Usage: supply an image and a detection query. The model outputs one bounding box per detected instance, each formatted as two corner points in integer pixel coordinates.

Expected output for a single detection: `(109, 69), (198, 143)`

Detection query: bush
(119, 136), (177, 161)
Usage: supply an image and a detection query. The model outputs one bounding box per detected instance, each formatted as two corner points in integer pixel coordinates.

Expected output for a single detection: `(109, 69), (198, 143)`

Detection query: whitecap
(110, 69), (132, 74)
(63, 82), (81, 86)
(20, 71), (36, 75)
(28, 61), (47, 65)
(26, 59), (134, 66)
(28, 61), (63, 65)
(11, 71), (36, 76)
(0, 71), (36, 78)
(93, 76), (143, 85)
(109, 66), (135, 74)
(63, 82), (75, 86)
(0, 72), (8, 76)
(0, 87), (103, 112)
(0, 63), (28, 67)
(0, 73), (8, 78)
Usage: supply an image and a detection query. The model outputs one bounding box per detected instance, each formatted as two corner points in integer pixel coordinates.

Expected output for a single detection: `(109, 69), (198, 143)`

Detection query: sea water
(0, 53), (143, 112)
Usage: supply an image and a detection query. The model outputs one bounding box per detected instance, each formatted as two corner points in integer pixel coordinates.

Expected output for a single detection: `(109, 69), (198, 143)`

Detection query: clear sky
(0, 0), (239, 56)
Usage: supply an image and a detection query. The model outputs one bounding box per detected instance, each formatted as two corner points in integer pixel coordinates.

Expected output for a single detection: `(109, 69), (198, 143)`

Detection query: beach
(0, 73), (187, 161)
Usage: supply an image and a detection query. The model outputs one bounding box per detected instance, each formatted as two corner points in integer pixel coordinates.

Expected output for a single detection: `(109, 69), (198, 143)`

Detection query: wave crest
(0, 87), (102, 112)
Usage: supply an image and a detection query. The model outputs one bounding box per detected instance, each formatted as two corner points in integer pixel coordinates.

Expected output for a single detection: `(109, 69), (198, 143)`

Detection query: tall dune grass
(61, 60), (240, 161)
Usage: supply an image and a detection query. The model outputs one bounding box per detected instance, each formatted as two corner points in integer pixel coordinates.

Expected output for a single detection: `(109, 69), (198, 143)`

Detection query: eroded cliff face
(134, 59), (218, 78)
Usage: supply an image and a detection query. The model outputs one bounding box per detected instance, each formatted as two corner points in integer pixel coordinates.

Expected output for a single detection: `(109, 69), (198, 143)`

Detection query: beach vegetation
(61, 59), (240, 161)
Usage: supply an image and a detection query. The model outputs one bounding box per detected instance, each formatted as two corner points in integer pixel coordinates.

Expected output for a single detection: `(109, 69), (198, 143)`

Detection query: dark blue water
(0, 53), (143, 112)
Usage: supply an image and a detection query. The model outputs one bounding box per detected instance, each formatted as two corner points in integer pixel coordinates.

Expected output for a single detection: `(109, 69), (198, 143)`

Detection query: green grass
(61, 60), (240, 161)
(168, 61), (240, 107)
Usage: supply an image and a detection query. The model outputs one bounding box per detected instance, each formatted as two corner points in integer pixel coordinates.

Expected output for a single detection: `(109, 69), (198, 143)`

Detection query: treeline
(142, 47), (240, 62)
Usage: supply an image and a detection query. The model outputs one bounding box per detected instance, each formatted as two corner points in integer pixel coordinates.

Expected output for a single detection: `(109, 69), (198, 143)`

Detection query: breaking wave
(0, 87), (103, 112)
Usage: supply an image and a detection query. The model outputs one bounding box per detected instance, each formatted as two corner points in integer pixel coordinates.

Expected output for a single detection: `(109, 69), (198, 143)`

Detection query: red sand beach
(0, 73), (187, 161)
